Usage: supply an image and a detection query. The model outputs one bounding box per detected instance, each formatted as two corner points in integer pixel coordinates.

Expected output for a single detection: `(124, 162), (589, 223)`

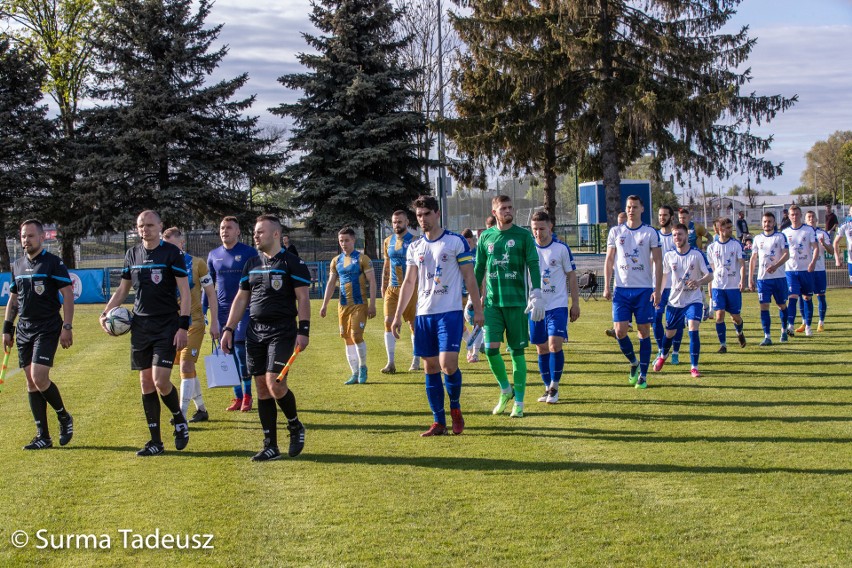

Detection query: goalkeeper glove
(524, 289), (545, 322)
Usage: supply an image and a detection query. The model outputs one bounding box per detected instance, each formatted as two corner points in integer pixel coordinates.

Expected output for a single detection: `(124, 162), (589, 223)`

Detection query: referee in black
(222, 214), (311, 461)
(100, 210), (192, 456)
(3, 220), (75, 450)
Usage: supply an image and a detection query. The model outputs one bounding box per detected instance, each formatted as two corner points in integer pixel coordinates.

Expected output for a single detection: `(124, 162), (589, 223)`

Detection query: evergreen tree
(0, 40), (55, 271)
(275, 0), (428, 257)
(76, 0), (279, 232)
(445, 1), (584, 222)
(452, 0), (796, 226)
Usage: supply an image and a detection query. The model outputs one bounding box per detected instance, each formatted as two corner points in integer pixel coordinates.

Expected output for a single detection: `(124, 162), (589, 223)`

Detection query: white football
(106, 306), (133, 336)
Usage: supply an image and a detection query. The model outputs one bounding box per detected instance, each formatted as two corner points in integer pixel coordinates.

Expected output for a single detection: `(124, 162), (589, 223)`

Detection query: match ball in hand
(105, 307), (133, 336)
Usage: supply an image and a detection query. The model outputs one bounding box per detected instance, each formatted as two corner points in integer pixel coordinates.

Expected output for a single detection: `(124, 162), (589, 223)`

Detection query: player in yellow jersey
(320, 227), (377, 384)
(381, 211), (419, 374)
(163, 228), (220, 422)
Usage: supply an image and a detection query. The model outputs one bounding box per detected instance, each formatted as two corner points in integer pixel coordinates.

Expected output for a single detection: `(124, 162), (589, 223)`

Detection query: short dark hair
(163, 227), (182, 238)
(659, 205), (674, 217)
(485, 215), (496, 228)
(412, 195), (439, 212)
(461, 228), (474, 239)
(626, 194), (643, 205)
(678, 207), (691, 215)
(718, 217), (732, 226)
(392, 209), (409, 218)
(338, 226), (356, 238)
(531, 210), (551, 223)
(221, 215), (239, 224)
(21, 219), (44, 233)
(763, 211), (776, 221)
(674, 223), (689, 233)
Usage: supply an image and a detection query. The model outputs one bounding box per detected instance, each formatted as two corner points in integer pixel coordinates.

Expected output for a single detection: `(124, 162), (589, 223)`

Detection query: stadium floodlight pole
(436, 0), (447, 227)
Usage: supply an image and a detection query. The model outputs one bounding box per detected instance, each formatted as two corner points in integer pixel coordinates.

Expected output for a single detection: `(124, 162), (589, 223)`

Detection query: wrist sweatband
(178, 315), (190, 330)
(298, 320), (310, 337)
(3, 320), (14, 335)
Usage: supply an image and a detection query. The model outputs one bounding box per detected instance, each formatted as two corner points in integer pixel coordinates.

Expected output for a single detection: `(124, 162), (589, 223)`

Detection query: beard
(394, 225), (407, 235)
(498, 213), (513, 225)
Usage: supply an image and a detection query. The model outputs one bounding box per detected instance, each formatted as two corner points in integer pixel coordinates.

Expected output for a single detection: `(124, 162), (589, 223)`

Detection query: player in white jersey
(706, 217), (747, 352)
(653, 223), (713, 377)
(653, 206), (680, 361)
(781, 204), (819, 336)
(832, 204), (852, 285)
(392, 196), (483, 437)
(603, 195), (663, 389)
(748, 212), (791, 346)
(795, 211), (833, 332)
(529, 211), (580, 404)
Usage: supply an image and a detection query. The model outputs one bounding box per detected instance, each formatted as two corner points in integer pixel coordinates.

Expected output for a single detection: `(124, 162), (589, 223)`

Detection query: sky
(203, 0), (852, 196)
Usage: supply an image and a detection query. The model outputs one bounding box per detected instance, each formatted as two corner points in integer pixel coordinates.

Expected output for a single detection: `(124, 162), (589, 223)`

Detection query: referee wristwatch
(62, 323), (73, 331)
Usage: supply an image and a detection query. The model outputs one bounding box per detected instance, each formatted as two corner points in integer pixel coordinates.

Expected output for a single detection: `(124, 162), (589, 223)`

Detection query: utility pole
(436, 0), (448, 227)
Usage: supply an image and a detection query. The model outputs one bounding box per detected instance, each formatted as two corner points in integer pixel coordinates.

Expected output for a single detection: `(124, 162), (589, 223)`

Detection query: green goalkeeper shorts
(484, 305), (529, 351)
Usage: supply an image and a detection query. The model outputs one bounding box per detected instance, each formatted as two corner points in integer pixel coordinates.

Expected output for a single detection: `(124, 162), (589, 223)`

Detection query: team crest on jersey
(271, 274), (283, 290)
(549, 259), (557, 266)
(441, 253), (448, 262)
(506, 239), (515, 248)
(235, 255), (242, 262)
(619, 237), (626, 245)
(418, 254), (425, 265)
(487, 243), (494, 254)
(34, 281), (45, 295)
(151, 269), (162, 284)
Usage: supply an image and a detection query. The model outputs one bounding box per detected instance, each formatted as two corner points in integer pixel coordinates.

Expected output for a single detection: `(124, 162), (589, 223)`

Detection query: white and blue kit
(663, 247), (712, 329)
(752, 231), (788, 305)
(606, 223), (660, 324)
(835, 221), (852, 283)
(406, 230), (474, 357)
(529, 238), (575, 344)
(812, 227), (831, 294)
(782, 224), (817, 296)
(707, 238), (745, 315)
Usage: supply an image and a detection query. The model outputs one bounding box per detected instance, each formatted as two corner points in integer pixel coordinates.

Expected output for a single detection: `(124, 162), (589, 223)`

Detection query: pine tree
(0, 40), (56, 271)
(274, 0), (428, 257)
(76, 0), (279, 231)
(444, 1), (584, 222)
(452, 0), (796, 226)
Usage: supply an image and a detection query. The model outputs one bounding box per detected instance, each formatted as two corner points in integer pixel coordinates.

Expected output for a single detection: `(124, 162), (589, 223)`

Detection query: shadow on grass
(570, 383), (852, 391)
(566, 399), (852, 408)
(300, 453), (852, 475)
(564, 411), (851, 423)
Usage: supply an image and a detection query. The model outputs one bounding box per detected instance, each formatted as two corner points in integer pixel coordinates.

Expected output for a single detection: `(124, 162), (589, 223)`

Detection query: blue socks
(762, 310), (773, 334)
(233, 384), (243, 398)
(803, 298), (813, 326)
(661, 334), (673, 357)
(617, 336), (637, 365)
(443, 369), (462, 410)
(787, 298), (798, 327)
(734, 321), (744, 335)
(537, 353), (551, 388)
(778, 307), (787, 332)
(549, 351), (564, 385)
(638, 337), (652, 378)
(715, 322), (726, 345)
(672, 326), (684, 353)
(818, 295), (827, 322)
(653, 309), (665, 351)
(243, 379), (252, 397)
(425, 373), (446, 425)
(688, 330), (700, 368)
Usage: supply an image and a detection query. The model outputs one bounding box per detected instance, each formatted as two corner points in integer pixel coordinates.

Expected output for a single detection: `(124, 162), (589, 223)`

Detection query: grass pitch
(0, 291), (850, 567)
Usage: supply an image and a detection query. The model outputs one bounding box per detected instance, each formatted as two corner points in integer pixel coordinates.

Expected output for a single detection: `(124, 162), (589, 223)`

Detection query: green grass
(1, 292), (850, 567)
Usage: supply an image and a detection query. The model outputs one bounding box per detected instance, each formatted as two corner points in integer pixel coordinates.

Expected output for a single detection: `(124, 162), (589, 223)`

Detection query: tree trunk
(0, 213), (11, 272)
(363, 219), (378, 259)
(597, 0), (622, 228)
(59, 228), (77, 269)
(543, 125), (558, 222)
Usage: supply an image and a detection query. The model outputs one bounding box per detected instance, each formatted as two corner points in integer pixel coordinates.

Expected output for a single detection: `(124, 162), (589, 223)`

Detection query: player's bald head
(137, 210), (162, 224)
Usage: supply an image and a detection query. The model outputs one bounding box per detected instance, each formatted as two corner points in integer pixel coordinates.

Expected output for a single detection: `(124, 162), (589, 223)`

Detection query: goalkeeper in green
(472, 195), (544, 418)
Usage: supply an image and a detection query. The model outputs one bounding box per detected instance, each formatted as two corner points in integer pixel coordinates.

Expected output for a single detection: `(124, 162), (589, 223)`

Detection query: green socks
(510, 350), (527, 403)
(485, 347), (511, 390)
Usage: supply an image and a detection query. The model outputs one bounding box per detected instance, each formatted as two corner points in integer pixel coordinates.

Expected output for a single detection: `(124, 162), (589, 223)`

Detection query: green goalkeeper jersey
(474, 224), (541, 308)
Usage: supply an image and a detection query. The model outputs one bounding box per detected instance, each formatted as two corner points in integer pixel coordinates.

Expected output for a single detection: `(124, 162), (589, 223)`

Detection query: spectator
(779, 209), (792, 231)
(736, 211), (749, 239)
(282, 234), (299, 257)
(825, 205), (839, 237)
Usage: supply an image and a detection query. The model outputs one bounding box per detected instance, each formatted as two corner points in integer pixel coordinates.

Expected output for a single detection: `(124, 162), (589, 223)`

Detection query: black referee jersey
(10, 249), (72, 322)
(240, 251), (311, 323)
(122, 240), (187, 317)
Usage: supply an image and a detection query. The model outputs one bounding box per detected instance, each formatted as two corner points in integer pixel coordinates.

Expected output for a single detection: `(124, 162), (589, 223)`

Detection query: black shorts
(16, 318), (62, 368)
(246, 321), (296, 376)
(130, 314), (178, 370)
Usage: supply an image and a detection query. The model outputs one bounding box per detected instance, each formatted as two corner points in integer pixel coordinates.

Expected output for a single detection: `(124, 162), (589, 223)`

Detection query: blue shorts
(848, 263), (852, 283)
(233, 340), (249, 380)
(665, 303), (703, 330)
(413, 311), (464, 358)
(757, 278), (788, 305)
(529, 307), (569, 344)
(711, 288), (742, 315)
(654, 289), (671, 319)
(785, 271), (814, 296)
(813, 271), (827, 295)
(613, 288), (655, 325)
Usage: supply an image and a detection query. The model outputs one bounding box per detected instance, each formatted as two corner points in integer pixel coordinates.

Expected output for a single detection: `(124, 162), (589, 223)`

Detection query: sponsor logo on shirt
(506, 239), (515, 248)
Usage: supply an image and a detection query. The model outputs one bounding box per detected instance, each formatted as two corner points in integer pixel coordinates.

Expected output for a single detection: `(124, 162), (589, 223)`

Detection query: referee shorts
(131, 313), (178, 370)
(246, 321), (296, 376)
(16, 318), (62, 368)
